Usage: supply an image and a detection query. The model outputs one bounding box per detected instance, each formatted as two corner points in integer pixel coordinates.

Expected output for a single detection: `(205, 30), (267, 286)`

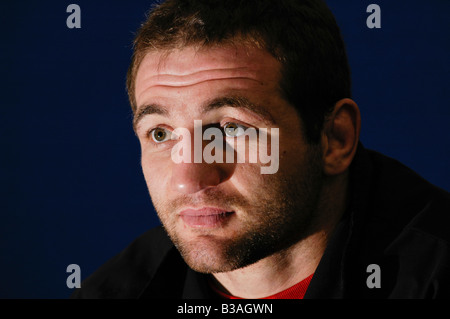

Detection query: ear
(322, 98), (361, 176)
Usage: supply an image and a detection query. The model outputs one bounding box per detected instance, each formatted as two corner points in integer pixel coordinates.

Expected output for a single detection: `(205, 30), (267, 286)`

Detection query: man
(72, 0), (450, 299)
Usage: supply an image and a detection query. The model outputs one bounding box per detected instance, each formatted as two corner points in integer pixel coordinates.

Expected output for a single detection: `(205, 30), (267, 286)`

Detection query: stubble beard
(152, 147), (324, 274)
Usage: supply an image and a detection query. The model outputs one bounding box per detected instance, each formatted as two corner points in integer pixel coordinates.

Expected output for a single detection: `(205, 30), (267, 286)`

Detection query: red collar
(211, 273), (314, 299)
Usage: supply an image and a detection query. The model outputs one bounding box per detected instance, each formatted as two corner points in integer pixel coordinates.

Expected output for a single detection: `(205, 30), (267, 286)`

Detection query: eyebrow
(202, 96), (276, 125)
(133, 95), (275, 131)
(133, 104), (169, 131)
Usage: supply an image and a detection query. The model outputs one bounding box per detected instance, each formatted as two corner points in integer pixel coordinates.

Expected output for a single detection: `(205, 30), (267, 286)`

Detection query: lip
(179, 207), (234, 228)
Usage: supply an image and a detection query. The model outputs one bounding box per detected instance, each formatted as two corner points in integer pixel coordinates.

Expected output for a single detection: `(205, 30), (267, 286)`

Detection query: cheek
(229, 163), (266, 198)
(141, 152), (172, 200)
(278, 130), (310, 167)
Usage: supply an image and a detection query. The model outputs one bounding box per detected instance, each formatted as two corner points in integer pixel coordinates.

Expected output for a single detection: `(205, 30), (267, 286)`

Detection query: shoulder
(383, 185), (450, 297)
(349, 146), (450, 297)
(70, 226), (174, 299)
(364, 148), (450, 242)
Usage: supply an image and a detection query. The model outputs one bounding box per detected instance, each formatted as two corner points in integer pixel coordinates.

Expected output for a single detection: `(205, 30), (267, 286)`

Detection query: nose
(170, 161), (231, 194)
(169, 124), (235, 194)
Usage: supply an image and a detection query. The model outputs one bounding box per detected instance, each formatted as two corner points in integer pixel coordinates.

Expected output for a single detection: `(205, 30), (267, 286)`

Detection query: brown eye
(224, 122), (245, 137)
(151, 127), (171, 143)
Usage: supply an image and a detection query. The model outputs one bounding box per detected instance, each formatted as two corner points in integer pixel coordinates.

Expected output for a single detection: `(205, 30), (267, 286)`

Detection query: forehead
(134, 44), (281, 105)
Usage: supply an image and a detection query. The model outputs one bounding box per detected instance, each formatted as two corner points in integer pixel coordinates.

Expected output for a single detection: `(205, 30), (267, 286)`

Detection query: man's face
(133, 44), (324, 273)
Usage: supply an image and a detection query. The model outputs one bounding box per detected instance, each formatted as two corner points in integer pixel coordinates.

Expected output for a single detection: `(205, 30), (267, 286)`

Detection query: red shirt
(211, 273), (314, 299)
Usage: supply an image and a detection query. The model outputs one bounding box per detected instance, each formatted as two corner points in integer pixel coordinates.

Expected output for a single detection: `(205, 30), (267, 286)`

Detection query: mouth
(179, 207), (235, 228)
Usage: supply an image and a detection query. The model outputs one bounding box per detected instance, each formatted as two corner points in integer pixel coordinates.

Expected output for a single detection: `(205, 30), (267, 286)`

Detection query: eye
(223, 122), (246, 137)
(150, 127), (172, 143)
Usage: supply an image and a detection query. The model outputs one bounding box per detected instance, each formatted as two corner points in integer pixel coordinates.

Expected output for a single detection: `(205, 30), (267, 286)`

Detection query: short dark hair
(126, 0), (351, 144)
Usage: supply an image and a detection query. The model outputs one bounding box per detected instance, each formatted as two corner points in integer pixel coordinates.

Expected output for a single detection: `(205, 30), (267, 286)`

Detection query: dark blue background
(0, 0), (449, 298)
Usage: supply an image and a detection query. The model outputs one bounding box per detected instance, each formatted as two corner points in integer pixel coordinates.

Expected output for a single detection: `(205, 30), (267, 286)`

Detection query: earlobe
(322, 98), (361, 176)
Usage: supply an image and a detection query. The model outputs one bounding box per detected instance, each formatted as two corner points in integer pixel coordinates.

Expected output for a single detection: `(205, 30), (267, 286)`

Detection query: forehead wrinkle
(141, 68), (261, 88)
(137, 46), (268, 89)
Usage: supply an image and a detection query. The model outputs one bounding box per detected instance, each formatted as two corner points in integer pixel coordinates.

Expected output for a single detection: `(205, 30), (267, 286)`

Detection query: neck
(211, 173), (348, 298)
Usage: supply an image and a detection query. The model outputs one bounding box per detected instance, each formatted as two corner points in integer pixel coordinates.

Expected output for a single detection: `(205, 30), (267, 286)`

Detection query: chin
(175, 230), (277, 274)
(176, 238), (236, 273)
(173, 231), (261, 274)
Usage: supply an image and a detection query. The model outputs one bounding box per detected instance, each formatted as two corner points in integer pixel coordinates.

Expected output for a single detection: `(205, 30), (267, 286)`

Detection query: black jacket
(71, 144), (450, 299)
